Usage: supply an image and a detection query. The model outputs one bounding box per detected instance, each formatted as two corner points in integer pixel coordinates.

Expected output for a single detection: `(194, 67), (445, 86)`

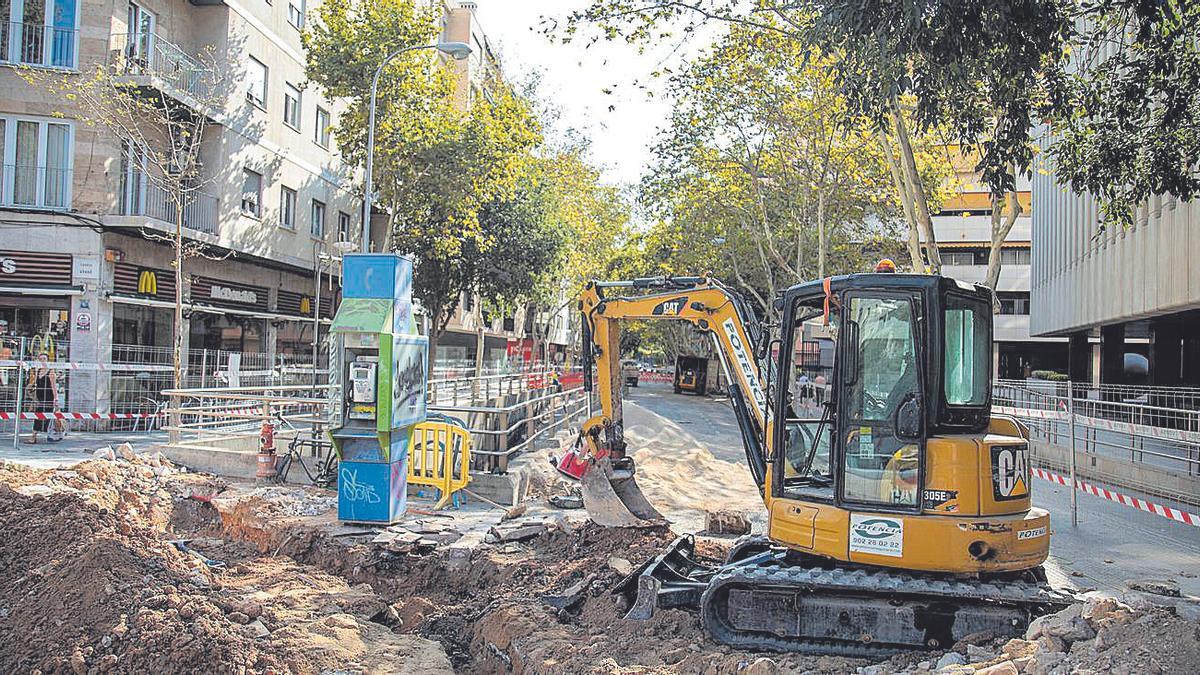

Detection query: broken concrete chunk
(973, 661), (1018, 675)
(116, 443), (136, 461)
(704, 510), (751, 535)
(1125, 578), (1180, 597)
(244, 618), (270, 638)
(607, 557), (633, 577)
(548, 494), (584, 509)
(935, 651), (967, 669)
(488, 519), (549, 543)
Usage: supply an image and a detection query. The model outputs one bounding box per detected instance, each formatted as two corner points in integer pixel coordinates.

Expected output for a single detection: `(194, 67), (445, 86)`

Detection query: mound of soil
(0, 485), (285, 673)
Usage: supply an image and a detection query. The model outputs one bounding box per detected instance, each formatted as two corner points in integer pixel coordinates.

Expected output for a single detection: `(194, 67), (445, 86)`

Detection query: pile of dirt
(0, 485), (287, 673)
(0, 454), (453, 674)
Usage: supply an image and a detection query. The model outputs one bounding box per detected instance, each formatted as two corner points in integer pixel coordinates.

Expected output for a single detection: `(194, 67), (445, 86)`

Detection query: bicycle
(272, 414), (338, 488)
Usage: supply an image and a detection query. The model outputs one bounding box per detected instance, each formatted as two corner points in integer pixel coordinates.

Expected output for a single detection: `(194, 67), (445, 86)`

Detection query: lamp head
(435, 41), (473, 60)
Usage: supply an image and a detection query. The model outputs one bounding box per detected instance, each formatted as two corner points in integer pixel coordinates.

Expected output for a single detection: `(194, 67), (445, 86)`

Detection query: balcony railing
(0, 164), (71, 209)
(119, 177), (220, 236)
(110, 32), (210, 101)
(0, 22), (77, 68)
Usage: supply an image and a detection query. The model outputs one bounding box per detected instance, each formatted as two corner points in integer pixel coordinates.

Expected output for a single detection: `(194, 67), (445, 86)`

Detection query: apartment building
(0, 0), (359, 412)
(1030, 138), (1200, 387)
(925, 147), (1066, 379)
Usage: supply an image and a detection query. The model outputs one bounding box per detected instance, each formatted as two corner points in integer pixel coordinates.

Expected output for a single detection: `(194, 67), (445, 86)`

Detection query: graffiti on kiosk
(340, 468), (381, 504)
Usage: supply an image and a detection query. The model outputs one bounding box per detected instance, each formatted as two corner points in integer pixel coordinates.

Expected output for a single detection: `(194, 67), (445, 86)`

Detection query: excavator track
(700, 563), (1075, 656)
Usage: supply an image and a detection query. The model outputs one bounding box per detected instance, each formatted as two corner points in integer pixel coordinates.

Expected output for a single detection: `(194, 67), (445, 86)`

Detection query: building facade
(1030, 136), (1200, 387)
(926, 147), (1065, 379)
(0, 0), (358, 414)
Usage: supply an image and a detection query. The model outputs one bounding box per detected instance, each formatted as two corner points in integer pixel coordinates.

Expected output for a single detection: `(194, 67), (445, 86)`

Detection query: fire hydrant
(256, 420), (276, 481)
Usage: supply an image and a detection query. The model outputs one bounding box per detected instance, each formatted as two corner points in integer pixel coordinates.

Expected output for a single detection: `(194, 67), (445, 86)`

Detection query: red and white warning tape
(0, 411), (166, 420)
(1033, 467), (1200, 527)
(0, 359), (175, 372)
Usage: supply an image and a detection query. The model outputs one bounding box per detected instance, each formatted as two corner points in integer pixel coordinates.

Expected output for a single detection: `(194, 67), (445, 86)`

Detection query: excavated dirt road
(2, 439), (1199, 674)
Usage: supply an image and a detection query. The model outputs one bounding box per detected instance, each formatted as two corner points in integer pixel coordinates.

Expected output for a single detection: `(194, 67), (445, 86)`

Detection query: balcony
(109, 32), (212, 107)
(0, 164), (70, 209)
(0, 21), (77, 69)
(119, 177), (220, 236)
(941, 262), (1030, 293)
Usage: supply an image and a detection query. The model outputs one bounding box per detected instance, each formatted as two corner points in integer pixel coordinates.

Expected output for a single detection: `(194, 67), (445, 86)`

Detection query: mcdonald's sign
(137, 269), (158, 296)
(113, 263), (175, 298)
(299, 296), (312, 316)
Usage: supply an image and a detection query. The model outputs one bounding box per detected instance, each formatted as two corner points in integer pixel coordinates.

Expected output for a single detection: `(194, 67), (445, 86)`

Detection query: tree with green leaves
(637, 22), (910, 318)
(559, 1), (1070, 287)
(305, 0), (558, 365)
(1049, 0), (1200, 228)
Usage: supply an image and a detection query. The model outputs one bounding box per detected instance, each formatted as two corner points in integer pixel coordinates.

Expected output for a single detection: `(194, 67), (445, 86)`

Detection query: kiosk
(329, 253), (427, 524)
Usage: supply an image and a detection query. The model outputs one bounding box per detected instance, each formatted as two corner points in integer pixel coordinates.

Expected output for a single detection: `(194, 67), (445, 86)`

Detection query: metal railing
(160, 368), (589, 474)
(0, 164), (71, 209)
(118, 178), (220, 235)
(109, 32), (210, 99)
(1, 22), (77, 68)
(994, 379), (1200, 480)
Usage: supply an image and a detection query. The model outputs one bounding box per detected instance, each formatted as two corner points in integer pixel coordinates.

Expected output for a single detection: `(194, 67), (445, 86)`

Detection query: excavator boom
(565, 276), (770, 526)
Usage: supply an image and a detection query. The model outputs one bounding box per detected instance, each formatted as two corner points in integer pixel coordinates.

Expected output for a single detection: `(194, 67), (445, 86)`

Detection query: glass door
(126, 2), (154, 71)
(837, 293), (923, 510)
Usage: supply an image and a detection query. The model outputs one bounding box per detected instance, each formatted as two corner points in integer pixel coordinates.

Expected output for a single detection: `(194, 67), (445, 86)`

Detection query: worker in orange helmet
(874, 258), (897, 273)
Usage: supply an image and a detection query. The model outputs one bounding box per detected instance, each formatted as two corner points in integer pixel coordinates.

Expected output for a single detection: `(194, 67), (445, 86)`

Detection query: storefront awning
(111, 295), (330, 324)
(0, 285), (83, 296)
(331, 297), (393, 333)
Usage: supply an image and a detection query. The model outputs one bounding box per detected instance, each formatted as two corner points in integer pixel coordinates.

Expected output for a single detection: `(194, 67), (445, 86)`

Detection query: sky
(472, 1), (706, 187)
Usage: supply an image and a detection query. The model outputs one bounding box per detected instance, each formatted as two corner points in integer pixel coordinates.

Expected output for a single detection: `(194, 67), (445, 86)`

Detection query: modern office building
(926, 147), (1066, 379)
(1030, 137), (1200, 387)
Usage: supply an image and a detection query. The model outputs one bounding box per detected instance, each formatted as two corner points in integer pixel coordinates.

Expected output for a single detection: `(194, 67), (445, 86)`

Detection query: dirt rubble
(2, 451), (1199, 675)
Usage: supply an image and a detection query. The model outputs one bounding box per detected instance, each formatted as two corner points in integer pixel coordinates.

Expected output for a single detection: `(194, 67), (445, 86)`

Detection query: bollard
(1067, 380), (1078, 527)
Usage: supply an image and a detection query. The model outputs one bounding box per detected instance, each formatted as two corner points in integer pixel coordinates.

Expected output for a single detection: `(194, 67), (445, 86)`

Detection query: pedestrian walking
(25, 352), (58, 444)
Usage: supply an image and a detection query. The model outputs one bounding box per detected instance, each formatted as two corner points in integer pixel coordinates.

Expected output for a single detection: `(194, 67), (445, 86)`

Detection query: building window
(0, 0), (79, 68)
(310, 198), (325, 237)
(241, 169), (262, 217)
(288, 1), (304, 29)
(337, 211), (350, 242)
(315, 106), (331, 147)
(280, 186), (296, 229)
(245, 56), (267, 108)
(0, 115), (72, 209)
(998, 294), (1030, 315)
(283, 83), (301, 129)
(1000, 248), (1031, 265)
(942, 250), (977, 266)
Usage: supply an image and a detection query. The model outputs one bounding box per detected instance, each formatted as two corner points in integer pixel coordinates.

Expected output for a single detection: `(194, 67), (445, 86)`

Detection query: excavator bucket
(580, 456), (667, 528)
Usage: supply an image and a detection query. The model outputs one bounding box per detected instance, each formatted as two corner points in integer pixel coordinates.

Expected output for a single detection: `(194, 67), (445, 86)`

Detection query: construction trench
(2, 437), (1199, 675)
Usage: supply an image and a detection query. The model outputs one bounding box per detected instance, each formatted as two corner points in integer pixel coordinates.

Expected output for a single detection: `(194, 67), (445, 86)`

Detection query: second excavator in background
(555, 271), (1073, 655)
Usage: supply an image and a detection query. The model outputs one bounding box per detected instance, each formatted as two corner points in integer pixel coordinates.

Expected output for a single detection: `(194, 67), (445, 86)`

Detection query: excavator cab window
(839, 293), (922, 509)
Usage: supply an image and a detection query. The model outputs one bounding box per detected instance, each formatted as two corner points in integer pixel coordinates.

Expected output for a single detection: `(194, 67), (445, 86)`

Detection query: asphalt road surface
(624, 380), (1200, 597)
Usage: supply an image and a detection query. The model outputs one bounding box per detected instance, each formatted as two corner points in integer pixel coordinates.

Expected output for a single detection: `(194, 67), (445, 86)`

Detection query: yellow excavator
(558, 271), (1072, 655)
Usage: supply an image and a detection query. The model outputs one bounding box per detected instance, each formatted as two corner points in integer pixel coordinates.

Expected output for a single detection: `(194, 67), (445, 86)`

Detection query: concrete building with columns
(1030, 141), (1200, 387)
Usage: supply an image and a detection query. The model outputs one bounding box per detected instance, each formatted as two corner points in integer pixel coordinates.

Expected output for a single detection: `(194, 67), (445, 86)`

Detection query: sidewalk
(0, 430), (168, 469)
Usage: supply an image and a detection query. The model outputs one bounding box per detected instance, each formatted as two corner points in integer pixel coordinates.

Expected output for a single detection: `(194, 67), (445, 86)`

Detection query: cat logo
(137, 269), (158, 296)
(300, 296), (312, 315)
(992, 444), (1030, 501)
(652, 297), (688, 316)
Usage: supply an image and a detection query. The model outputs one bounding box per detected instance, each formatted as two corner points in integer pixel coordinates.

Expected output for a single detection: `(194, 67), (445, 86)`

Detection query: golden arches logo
(300, 296), (312, 315)
(137, 270), (158, 295)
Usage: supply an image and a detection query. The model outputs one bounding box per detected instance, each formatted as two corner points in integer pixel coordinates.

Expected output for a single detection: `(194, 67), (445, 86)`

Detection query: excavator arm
(565, 276), (771, 526)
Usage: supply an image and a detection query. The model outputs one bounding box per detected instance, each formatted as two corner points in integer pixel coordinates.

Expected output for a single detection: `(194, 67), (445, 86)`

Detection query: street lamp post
(360, 41), (472, 254)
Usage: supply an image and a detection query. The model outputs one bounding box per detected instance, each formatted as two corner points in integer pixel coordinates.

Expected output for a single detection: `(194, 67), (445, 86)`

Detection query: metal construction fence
(159, 366), (589, 477)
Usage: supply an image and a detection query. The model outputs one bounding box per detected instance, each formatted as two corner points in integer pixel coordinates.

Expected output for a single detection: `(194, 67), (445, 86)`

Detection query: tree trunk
(878, 130), (924, 271)
(890, 98), (941, 273)
(984, 190), (1023, 290)
(173, 195), (184, 391)
(817, 189), (827, 278)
